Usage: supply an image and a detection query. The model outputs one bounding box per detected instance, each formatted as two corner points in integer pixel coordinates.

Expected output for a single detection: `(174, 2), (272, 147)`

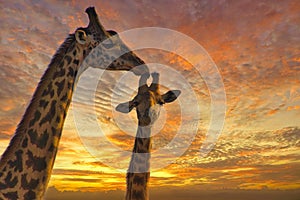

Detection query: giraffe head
(74, 7), (148, 75)
(116, 72), (181, 126)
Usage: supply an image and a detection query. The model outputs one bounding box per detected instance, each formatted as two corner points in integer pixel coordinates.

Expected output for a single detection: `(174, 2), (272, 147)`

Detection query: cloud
(0, 0), (299, 194)
(45, 126), (300, 191)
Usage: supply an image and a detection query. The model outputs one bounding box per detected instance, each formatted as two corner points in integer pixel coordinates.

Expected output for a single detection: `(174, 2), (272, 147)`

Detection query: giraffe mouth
(106, 53), (149, 75)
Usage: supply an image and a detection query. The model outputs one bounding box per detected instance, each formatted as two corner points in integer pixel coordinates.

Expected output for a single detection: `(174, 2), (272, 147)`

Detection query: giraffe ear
(75, 29), (87, 45)
(116, 101), (138, 113)
(162, 90), (181, 103)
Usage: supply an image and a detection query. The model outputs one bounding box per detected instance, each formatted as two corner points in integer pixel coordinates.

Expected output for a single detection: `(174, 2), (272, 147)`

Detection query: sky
(0, 0), (299, 199)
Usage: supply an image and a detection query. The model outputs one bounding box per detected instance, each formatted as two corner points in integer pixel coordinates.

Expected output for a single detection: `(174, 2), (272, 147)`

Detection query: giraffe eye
(133, 101), (139, 107)
(107, 30), (118, 36)
(158, 100), (164, 105)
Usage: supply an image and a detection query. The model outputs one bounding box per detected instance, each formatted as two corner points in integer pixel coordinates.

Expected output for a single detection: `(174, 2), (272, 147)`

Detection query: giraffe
(116, 72), (181, 200)
(0, 7), (148, 200)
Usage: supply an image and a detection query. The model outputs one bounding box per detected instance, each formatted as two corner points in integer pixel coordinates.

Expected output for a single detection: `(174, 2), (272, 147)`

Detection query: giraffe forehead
(86, 20), (109, 42)
(139, 91), (159, 102)
(135, 92), (162, 116)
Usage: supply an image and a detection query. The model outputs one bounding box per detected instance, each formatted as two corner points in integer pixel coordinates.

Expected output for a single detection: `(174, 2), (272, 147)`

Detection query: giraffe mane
(21, 34), (77, 128)
(48, 34), (76, 68)
(0, 34), (77, 165)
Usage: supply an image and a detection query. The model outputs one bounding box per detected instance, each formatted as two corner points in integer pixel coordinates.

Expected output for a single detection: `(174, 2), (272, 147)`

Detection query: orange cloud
(1, 0), (300, 195)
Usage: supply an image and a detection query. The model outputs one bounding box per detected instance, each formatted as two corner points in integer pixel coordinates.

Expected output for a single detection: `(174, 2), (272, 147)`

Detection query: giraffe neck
(0, 34), (84, 199)
(126, 126), (151, 200)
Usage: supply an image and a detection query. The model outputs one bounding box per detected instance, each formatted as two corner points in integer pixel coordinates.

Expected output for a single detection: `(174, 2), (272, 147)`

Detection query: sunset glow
(0, 1), (299, 199)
